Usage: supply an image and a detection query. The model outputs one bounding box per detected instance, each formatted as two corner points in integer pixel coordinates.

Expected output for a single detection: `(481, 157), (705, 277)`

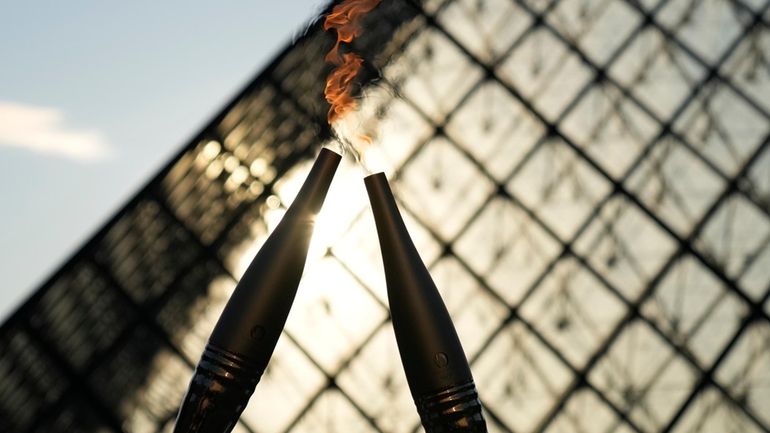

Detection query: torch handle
(415, 381), (487, 432)
(173, 345), (263, 433)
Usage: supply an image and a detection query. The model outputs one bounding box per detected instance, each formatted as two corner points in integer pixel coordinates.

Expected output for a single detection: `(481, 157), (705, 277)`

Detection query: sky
(0, 0), (327, 320)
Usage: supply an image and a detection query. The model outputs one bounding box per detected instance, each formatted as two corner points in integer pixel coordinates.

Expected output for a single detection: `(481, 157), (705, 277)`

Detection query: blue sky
(0, 0), (327, 320)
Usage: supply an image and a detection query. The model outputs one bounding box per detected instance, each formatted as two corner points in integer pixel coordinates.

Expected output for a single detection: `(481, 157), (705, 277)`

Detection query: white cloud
(0, 101), (113, 162)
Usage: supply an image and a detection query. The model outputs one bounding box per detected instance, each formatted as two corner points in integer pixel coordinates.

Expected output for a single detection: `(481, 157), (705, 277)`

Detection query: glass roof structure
(1, 0), (769, 432)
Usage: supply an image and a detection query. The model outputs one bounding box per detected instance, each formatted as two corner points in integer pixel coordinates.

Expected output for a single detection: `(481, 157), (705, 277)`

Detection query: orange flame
(325, 53), (364, 123)
(323, 0), (381, 124)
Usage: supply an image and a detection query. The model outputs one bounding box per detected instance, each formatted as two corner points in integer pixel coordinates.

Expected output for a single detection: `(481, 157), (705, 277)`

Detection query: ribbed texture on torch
(173, 148), (341, 433)
(365, 173), (487, 432)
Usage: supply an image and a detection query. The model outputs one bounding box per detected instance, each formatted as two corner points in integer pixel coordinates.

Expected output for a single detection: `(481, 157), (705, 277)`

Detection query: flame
(323, 0), (381, 124)
(325, 53), (364, 123)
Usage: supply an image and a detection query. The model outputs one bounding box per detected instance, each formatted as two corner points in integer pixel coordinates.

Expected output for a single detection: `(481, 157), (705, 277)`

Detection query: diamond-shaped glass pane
(640, 255), (748, 368)
(626, 135), (724, 237)
(337, 323), (420, 433)
(560, 82), (660, 180)
(439, 0), (532, 64)
(399, 135), (495, 241)
(657, 0), (753, 63)
(574, 196), (678, 301)
(589, 320), (698, 432)
(498, 26), (594, 120)
(547, 0), (642, 65)
(610, 26), (707, 119)
(446, 79), (545, 181)
(285, 258), (387, 374)
(697, 194), (770, 285)
(520, 258), (627, 369)
(475, 321), (573, 432)
(674, 83), (769, 176)
(508, 137), (613, 241)
(385, 28), (484, 123)
(455, 197), (562, 305)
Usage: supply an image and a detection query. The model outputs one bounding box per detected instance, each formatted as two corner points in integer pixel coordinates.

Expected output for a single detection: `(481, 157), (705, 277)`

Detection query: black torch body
(173, 148), (341, 433)
(365, 173), (487, 432)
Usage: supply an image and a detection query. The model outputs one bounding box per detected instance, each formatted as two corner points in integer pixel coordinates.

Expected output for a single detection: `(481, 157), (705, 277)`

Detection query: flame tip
(323, 0), (382, 125)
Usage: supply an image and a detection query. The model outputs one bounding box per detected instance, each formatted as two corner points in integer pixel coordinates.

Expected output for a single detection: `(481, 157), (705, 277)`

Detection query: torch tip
(363, 171), (387, 187)
(319, 146), (343, 160)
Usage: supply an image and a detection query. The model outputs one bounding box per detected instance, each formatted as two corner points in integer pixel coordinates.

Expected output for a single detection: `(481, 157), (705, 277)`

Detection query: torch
(172, 148), (341, 433)
(365, 172), (487, 432)
(321, 0), (485, 428)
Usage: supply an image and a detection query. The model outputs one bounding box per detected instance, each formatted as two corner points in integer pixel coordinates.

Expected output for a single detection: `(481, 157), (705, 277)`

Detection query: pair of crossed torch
(173, 148), (487, 433)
